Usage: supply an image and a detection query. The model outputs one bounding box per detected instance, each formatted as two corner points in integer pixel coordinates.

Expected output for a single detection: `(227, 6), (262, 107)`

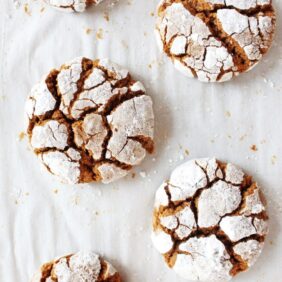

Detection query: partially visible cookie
(152, 158), (268, 281)
(156, 0), (276, 82)
(44, 0), (104, 13)
(31, 251), (121, 282)
(25, 57), (154, 184)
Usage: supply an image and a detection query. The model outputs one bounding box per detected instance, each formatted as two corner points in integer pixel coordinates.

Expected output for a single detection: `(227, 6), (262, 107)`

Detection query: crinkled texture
(174, 235), (233, 281)
(152, 158), (268, 281)
(233, 240), (264, 267)
(156, 0), (275, 82)
(31, 251), (121, 282)
(25, 57), (154, 184)
(45, 0), (104, 13)
(198, 180), (241, 228)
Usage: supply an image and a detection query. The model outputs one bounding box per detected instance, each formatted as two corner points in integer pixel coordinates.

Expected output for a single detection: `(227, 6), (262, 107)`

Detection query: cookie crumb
(185, 149), (189, 156)
(250, 145), (258, 152)
(271, 155), (277, 165)
(18, 131), (26, 141)
(85, 28), (92, 35)
(96, 28), (104, 40)
(103, 11), (109, 21)
(24, 3), (31, 16)
(225, 111), (231, 117)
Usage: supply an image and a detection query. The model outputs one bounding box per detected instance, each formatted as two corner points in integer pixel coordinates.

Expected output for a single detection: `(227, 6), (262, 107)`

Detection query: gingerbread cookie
(44, 0), (103, 13)
(152, 158), (268, 281)
(156, 0), (276, 82)
(25, 57), (154, 184)
(31, 251), (121, 281)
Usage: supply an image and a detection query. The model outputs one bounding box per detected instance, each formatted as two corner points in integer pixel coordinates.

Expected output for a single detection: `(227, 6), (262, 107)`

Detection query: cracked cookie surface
(44, 0), (104, 12)
(25, 57), (154, 184)
(152, 158), (268, 281)
(156, 0), (276, 82)
(31, 251), (121, 282)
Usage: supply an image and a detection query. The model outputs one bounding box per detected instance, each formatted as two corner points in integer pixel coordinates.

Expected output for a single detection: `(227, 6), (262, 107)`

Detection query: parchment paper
(0, 0), (282, 281)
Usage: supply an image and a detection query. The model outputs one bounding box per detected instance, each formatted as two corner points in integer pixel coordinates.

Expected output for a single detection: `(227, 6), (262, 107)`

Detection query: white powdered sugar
(31, 121), (68, 150)
(198, 180), (241, 228)
(40, 149), (81, 184)
(152, 158), (269, 281)
(45, 0), (104, 13)
(233, 240), (264, 267)
(174, 235), (233, 281)
(156, 0), (275, 82)
(26, 57), (154, 184)
(25, 79), (56, 118)
(31, 251), (119, 282)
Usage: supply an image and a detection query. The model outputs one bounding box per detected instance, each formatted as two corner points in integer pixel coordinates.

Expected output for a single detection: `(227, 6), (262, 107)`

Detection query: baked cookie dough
(156, 0), (276, 82)
(152, 158), (268, 281)
(44, 0), (103, 13)
(25, 57), (154, 184)
(31, 251), (121, 281)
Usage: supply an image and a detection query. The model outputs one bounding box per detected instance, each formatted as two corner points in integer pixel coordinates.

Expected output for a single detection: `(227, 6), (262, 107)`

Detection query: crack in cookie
(152, 158), (268, 281)
(156, 0), (276, 82)
(25, 57), (154, 184)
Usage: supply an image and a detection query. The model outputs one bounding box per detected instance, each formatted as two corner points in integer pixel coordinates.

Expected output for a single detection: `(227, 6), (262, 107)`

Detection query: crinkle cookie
(156, 0), (276, 82)
(44, 0), (104, 13)
(31, 251), (121, 282)
(152, 158), (268, 281)
(25, 57), (154, 184)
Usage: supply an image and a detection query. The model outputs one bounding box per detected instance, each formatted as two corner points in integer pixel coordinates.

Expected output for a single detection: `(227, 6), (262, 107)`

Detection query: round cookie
(25, 57), (154, 184)
(152, 158), (268, 281)
(156, 0), (276, 82)
(31, 251), (121, 281)
(44, 0), (103, 13)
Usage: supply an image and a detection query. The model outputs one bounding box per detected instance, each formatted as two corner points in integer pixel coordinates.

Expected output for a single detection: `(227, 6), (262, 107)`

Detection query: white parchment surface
(0, 0), (282, 281)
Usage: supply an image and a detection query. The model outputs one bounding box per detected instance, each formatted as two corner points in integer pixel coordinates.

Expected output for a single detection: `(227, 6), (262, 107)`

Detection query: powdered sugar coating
(152, 158), (268, 281)
(26, 57), (154, 184)
(156, 0), (275, 82)
(45, 0), (104, 13)
(174, 235), (233, 281)
(31, 251), (121, 282)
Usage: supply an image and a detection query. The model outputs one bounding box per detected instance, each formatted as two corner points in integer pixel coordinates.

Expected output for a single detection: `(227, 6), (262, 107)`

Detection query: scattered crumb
(25, 192), (30, 196)
(148, 64), (152, 69)
(150, 12), (154, 17)
(131, 172), (136, 179)
(225, 111), (231, 117)
(103, 11), (110, 21)
(250, 145), (258, 152)
(53, 189), (59, 194)
(18, 131), (26, 141)
(271, 155), (277, 165)
(24, 3), (31, 16)
(85, 28), (92, 35)
(185, 149), (189, 156)
(40, 7), (45, 13)
(96, 28), (104, 40)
